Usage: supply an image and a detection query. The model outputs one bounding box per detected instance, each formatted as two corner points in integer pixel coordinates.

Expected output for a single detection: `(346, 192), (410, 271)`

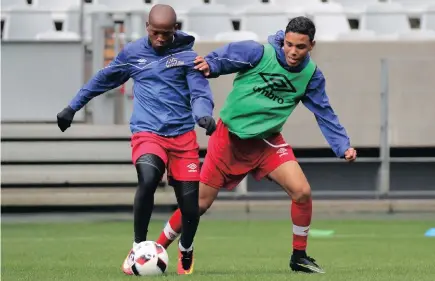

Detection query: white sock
(164, 222), (180, 241)
(132, 242), (138, 249)
(178, 241), (193, 252)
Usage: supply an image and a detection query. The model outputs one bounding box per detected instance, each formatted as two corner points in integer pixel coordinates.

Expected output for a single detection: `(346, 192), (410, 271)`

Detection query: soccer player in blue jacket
(56, 5), (216, 275)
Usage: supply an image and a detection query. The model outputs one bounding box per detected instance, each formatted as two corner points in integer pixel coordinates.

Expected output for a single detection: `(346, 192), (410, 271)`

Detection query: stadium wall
(2, 40), (435, 148)
(1, 40), (435, 213)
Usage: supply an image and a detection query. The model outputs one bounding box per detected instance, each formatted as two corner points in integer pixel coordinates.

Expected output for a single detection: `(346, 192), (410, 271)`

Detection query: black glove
(197, 116), (216, 136)
(57, 106), (76, 132)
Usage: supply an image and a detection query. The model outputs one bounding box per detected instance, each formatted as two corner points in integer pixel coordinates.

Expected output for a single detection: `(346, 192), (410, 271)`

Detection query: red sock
(291, 198), (312, 251)
(156, 208), (182, 249)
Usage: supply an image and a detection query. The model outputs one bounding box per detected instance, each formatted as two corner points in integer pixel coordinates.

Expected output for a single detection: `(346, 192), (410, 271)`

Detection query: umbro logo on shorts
(276, 148), (288, 157)
(187, 163), (198, 172)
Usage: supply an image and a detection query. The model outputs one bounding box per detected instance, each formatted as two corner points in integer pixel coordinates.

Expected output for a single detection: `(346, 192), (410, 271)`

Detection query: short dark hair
(285, 16), (316, 42)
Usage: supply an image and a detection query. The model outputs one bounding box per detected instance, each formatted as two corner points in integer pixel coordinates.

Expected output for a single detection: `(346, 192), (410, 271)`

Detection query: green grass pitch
(2, 219), (435, 281)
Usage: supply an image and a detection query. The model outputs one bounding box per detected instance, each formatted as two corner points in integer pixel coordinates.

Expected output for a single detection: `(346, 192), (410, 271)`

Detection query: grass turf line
(2, 220), (435, 281)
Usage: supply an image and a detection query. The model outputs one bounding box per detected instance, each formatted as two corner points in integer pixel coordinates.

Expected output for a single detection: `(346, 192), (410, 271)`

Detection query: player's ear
(310, 40), (316, 51)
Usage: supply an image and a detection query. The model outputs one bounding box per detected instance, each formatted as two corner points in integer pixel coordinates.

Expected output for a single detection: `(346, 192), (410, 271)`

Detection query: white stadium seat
(336, 30), (377, 41)
(35, 30), (81, 40)
(397, 29), (435, 40)
(184, 4), (233, 41)
(2, 8), (56, 40)
(35, 0), (82, 11)
(96, 0), (147, 12)
(215, 0), (263, 8)
(330, 0), (379, 16)
(154, 0), (205, 14)
(214, 31), (259, 41)
(390, 0), (435, 14)
(214, 0), (263, 15)
(1, 0), (29, 9)
(310, 3), (351, 40)
(360, 3), (411, 36)
(240, 4), (289, 39)
(271, 0), (321, 10)
(422, 4), (435, 31)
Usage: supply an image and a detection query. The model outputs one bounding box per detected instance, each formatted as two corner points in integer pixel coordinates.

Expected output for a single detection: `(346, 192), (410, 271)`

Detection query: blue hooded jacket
(69, 31), (214, 136)
(204, 30), (350, 157)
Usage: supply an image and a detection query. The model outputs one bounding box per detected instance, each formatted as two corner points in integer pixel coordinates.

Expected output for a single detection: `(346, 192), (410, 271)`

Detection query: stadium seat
(335, 30), (377, 41)
(397, 29), (435, 40)
(271, 0), (322, 10)
(1, 0), (29, 9)
(360, 2), (411, 36)
(286, 8), (308, 22)
(214, 0), (263, 15)
(34, 0), (82, 11)
(154, 0), (205, 14)
(2, 8), (56, 40)
(97, 0), (148, 12)
(215, 0), (263, 7)
(35, 30), (81, 40)
(421, 4), (435, 31)
(390, 0), (435, 14)
(329, 0), (379, 16)
(310, 3), (352, 40)
(184, 4), (233, 41)
(214, 31), (259, 41)
(240, 4), (289, 39)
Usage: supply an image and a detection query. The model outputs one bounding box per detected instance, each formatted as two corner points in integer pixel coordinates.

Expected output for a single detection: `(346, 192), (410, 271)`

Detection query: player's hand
(344, 147), (357, 162)
(56, 106), (76, 132)
(193, 56), (210, 77)
(197, 116), (216, 136)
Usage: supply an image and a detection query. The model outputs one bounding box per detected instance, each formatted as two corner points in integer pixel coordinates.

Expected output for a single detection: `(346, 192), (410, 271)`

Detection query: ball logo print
(131, 241), (169, 276)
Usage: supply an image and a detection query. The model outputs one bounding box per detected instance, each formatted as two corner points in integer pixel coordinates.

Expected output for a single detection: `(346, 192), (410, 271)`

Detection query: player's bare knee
(198, 199), (212, 216)
(292, 185), (312, 203)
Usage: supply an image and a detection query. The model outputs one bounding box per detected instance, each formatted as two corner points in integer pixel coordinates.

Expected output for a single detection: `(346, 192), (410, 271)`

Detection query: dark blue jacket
(69, 31), (214, 136)
(204, 30), (351, 157)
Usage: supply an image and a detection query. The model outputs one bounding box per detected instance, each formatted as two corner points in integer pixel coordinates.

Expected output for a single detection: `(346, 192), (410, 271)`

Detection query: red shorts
(131, 130), (200, 181)
(200, 120), (297, 190)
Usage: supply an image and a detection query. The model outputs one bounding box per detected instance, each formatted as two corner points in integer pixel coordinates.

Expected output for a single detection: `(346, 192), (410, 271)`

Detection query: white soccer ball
(132, 241), (169, 276)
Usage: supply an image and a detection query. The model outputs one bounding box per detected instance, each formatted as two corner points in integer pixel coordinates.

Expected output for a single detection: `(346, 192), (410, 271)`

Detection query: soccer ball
(131, 241), (169, 276)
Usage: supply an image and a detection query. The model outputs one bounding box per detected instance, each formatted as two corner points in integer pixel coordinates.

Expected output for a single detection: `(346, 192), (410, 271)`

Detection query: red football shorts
(200, 120), (297, 190)
(131, 130), (200, 181)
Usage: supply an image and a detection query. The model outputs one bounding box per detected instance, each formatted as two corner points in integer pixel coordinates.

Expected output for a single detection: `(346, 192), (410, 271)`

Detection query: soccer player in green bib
(155, 16), (357, 274)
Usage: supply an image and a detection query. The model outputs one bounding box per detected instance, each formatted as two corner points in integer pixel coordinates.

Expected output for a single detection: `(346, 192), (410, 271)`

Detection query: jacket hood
(144, 30), (196, 54)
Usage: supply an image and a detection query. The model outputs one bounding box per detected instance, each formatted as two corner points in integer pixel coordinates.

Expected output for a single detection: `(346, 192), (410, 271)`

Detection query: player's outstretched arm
(194, 40), (264, 78)
(186, 63), (216, 136)
(301, 69), (356, 162)
(56, 48), (131, 132)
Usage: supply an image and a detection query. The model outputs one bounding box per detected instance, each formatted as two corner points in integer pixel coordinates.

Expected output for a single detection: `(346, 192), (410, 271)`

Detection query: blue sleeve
(68, 49), (131, 111)
(186, 64), (214, 121)
(301, 68), (351, 158)
(204, 40), (264, 78)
